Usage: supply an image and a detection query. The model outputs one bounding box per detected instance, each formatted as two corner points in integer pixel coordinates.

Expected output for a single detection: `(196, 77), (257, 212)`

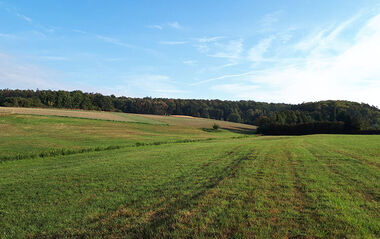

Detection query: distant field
(0, 108), (379, 238)
(0, 106), (139, 122)
(0, 107), (255, 131)
(0, 107), (255, 160)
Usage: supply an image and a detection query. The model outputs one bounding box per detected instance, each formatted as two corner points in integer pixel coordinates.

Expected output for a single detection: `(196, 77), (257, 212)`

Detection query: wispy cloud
(37, 56), (69, 61)
(150, 25), (163, 30)
(105, 57), (129, 62)
(248, 36), (276, 63)
(96, 35), (137, 49)
(194, 37), (225, 55)
(0, 33), (17, 38)
(72, 29), (88, 34)
(123, 74), (186, 97)
(278, 31), (293, 43)
(148, 21), (183, 30)
(208, 39), (244, 59)
(211, 83), (260, 94)
(167, 21), (182, 29)
(183, 60), (197, 66)
(5, 6), (56, 33)
(71, 30), (157, 54)
(0, 52), (63, 89)
(191, 71), (254, 86)
(210, 12), (380, 106)
(159, 41), (187, 45)
(15, 12), (32, 23)
(210, 62), (239, 71)
(196, 44), (210, 54)
(294, 14), (362, 56)
(95, 34), (158, 54)
(258, 10), (283, 33)
(197, 36), (224, 43)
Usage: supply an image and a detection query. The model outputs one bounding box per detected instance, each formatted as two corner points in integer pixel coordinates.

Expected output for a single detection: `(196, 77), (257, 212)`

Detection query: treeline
(1, 89), (379, 134)
(0, 89), (289, 124)
(255, 101), (380, 134)
(256, 122), (380, 135)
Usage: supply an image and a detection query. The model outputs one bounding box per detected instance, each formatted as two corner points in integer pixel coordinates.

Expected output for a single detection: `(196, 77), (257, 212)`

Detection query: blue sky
(1, 0), (380, 106)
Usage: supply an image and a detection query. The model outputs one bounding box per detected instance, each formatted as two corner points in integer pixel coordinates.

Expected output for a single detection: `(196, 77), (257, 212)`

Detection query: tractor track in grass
(284, 147), (310, 237)
(314, 142), (380, 169)
(302, 144), (380, 238)
(285, 140), (360, 238)
(3, 135), (379, 238)
(306, 141), (380, 198)
(137, 156), (251, 237)
(26, 144), (251, 239)
(304, 143), (379, 204)
(0, 136), (251, 163)
(277, 140), (327, 238)
(290, 143), (361, 237)
(36, 145), (250, 238)
(95, 147), (254, 238)
(129, 145), (244, 214)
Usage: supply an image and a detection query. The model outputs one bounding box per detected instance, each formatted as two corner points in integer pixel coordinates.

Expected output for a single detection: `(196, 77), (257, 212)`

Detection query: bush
(212, 123), (220, 130)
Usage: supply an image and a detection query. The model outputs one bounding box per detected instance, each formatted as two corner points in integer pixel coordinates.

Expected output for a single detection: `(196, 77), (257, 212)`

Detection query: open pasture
(0, 107), (254, 160)
(0, 109), (379, 238)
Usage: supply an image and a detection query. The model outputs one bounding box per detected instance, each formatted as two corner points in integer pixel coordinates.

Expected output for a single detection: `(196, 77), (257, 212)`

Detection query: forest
(1, 89), (379, 134)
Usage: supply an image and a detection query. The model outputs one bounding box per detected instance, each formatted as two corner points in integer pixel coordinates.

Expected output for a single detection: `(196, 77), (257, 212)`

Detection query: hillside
(0, 107), (255, 161)
(0, 111), (379, 238)
(1, 89), (379, 132)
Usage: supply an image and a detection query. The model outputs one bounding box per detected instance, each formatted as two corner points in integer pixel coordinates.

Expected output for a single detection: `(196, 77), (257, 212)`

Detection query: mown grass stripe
(0, 136), (251, 162)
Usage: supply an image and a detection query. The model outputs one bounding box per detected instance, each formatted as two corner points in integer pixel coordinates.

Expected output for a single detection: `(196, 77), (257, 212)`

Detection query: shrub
(212, 123), (220, 130)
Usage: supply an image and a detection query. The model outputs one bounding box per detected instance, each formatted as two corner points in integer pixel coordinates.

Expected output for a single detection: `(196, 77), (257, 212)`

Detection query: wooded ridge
(1, 89), (379, 133)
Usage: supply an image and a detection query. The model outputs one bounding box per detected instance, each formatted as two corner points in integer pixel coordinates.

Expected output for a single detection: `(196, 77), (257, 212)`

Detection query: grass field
(0, 108), (379, 238)
(0, 107), (255, 161)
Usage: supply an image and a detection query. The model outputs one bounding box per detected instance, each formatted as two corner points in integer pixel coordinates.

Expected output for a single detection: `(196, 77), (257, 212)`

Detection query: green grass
(111, 112), (167, 125)
(0, 113), (245, 160)
(0, 112), (379, 238)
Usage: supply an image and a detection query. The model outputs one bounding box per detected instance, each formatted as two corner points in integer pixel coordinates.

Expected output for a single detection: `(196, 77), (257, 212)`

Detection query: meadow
(0, 108), (379, 238)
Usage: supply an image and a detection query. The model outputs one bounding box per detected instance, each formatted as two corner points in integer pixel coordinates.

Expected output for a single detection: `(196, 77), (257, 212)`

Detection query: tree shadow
(201, 126), (256, 135)
(221, 126), (257, 135)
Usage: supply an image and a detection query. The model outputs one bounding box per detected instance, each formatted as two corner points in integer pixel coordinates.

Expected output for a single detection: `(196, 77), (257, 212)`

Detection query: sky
(1, 0), (380, 106)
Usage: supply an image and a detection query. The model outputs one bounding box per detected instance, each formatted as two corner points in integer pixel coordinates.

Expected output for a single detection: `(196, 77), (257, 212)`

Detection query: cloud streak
(96, 35), (137, 49)
(258, 10), (283, 33)
(71, 30), (158, 54)
(0, 33), (17, 38)
(183, 60), (197, 66)
(159, 41), (187, 45)
(211, 12), (380, 106)
(15, 12), (32, 23)
(4, 6), (56, 33)
(191, 71), (255, 86)
(167, 22), (182, 29)
(196, 36), (224, 43)
(123, 74), (186, 97)
(0, 53), (63, 89)
(208, 39), (244, 60)
(248, 36), (275, 63)
(149, 21), (183, 30)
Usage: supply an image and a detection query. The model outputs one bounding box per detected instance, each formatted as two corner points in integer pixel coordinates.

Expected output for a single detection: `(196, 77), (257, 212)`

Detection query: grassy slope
(0, 106), (255, 130)
(0, 110), (379, 238)
(0, 108), (254, 160)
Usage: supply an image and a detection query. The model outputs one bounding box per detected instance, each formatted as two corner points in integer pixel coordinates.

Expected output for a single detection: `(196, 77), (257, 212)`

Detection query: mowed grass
(0, 106), (255, 130)
(0, 108), (254, 160)
(0, 110), (379, 238)
(0, 107), (165, 124)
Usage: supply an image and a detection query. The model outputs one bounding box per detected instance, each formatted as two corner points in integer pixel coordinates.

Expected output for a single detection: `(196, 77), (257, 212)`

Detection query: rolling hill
(0, 107), (379, 238)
